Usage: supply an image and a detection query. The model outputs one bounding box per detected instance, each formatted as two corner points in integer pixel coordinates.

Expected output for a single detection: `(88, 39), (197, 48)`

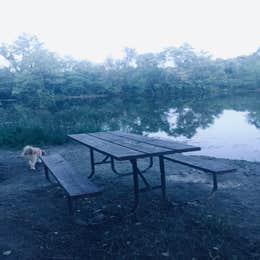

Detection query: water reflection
(149, 110), (260, 161)
(0, 94), (260, 161)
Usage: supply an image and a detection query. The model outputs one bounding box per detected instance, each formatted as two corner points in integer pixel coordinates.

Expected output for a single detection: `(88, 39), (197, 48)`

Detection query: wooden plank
(42, 154), (102, 197)
(164, 154), (237, 174)
(89, 132), (172, 155)
(109, 131), (201, 152)
(68, 134), (145, 160)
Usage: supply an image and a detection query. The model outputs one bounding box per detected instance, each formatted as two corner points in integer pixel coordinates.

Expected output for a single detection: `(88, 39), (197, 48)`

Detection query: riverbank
(1, 143), (260, 259)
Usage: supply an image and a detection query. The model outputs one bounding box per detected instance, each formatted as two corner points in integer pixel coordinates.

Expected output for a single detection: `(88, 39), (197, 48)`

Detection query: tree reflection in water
(0, 94), (259, 151)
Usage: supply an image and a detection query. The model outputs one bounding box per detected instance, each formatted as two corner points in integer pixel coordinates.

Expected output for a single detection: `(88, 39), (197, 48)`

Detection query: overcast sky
(1, 0), (260, 62)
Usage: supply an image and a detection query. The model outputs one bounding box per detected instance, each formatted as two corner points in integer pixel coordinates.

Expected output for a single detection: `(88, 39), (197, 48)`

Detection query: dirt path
(1, 144), (260, 259)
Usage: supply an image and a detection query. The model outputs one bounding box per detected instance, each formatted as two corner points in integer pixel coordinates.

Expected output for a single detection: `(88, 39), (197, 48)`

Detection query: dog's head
(22, 146), (34, 156)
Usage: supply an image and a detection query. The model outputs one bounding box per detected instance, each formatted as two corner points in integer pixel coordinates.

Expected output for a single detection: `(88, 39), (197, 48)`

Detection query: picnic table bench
(68, 131), (201, 212)
(40, 131), (237, 217)
(41, 154), (103, 215)
(164, 154), (237, 193)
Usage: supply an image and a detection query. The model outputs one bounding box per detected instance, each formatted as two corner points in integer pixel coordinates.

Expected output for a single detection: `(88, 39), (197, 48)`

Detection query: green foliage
(1, 93), (260, 147)
(0, 68), (14, 98)
(1, 35), (260, 147)
(1, 34), (260, 104)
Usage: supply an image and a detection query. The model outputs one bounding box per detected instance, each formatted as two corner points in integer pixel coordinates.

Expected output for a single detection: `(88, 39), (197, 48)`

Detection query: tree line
(0, 34), (260, 106)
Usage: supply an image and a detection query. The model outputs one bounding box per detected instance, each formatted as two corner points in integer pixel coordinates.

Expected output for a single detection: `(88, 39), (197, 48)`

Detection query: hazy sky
(1, 0), (260, 62)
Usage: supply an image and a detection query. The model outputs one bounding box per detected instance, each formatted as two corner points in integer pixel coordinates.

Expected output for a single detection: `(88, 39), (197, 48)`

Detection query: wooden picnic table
(68, 131), (201, 212)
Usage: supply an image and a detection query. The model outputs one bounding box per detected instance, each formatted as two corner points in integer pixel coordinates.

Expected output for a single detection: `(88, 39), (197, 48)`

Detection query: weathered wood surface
(69, 131), (201, 160)
(41, 154), (102, 197)
(89, 132), (172, 155)
(164, 154), (237, 174)
(68, 134), (144, 160)
(110, 131), (201, 152)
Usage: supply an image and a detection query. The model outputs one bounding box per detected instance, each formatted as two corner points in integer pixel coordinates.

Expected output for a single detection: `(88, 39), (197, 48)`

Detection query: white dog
(22, 146), (44, 170)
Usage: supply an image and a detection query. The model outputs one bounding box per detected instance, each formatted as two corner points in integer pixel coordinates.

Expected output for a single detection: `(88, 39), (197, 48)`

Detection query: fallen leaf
(94, 209), (103, 213)
(161, 251), (169, 257)
(3, 250), (12, 256)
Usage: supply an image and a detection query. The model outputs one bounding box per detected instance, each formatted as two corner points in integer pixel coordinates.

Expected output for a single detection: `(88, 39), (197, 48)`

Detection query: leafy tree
(0, 34), (260, 105)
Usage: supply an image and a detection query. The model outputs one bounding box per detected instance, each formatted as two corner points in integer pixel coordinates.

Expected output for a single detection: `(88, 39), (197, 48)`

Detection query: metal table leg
(159, 156), (167, 201)
(130, 159), (139, 213)
(111, 157), (154, 177)
(44, 165), (51, 183)
(212, 172), (218, 192)
(207, 172), (218, 199)
(111, 157), (132, 176)
(88, 148), (95, 178)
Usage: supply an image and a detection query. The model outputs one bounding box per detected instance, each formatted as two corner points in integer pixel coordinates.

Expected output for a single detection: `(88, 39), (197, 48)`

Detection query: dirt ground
(1, 143), (260, 260)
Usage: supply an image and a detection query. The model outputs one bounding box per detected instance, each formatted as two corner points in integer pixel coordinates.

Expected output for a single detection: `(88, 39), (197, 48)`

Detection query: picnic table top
(68, 131), (201, 161)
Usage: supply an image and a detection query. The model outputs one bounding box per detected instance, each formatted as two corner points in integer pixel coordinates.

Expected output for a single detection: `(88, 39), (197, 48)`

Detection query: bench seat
(41, 154), (102, 215)
(164, 154), (236, 174)
(164, 154), (237, 193)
